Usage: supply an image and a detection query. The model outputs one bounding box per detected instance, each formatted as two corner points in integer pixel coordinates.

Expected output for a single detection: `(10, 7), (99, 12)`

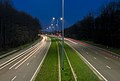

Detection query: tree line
(65, 1), (120, 48)
(0, 0), (41, 51)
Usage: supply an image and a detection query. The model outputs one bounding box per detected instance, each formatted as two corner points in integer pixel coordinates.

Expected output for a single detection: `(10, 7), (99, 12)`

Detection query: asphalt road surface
(65, 38), (120, 81)
(0, 35), (50, 81)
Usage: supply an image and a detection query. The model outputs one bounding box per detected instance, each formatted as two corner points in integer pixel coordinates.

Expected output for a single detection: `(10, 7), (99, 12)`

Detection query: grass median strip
(56, 41), (61, 81)
(35, 37), (100, 81)
(64, 43), (100, 81)
(58, 40), (75, 81)
(35, 38), (58, 81)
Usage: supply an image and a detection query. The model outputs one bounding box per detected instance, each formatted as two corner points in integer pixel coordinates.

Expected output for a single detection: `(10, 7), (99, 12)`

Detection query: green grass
(35, 38), (58, 81)
(35, 38), (100, 81)
(64, 43), (100, 81)
(57, 40), (74, 81)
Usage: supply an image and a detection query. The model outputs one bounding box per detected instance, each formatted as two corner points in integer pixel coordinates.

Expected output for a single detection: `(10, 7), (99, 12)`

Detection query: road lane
(0, 39), (42, 70)
(65, 39), (120, 81)
(0, 35), (51, 81)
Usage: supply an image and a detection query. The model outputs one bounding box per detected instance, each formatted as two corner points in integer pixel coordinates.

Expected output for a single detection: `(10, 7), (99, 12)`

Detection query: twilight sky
(13, 0), (114, 29)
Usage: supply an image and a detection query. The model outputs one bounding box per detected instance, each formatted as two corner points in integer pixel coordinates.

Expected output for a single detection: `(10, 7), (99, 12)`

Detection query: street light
(53, 17), (55, 20)
(60, 17), (63, 21)
(62, 0), (64, 70)
(51, 24), (53, 26)
(48, 26), (52, 35)
(56, 19), (59, 36)
(51, 2), (65, 70)
(51, 17), (63, 36)
(50, 23), (54, 35)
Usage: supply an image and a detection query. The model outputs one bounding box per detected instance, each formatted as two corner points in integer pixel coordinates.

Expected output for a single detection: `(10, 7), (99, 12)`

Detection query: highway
(65, 38), (120, 81)
(0, 35), (50, 81)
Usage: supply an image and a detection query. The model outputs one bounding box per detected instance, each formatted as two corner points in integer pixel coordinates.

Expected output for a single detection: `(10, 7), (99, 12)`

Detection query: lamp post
(52, 15), (64, 70)
(62, 0), (64, 70)
(51, 23), (55, 35)
(49, 26), (51, 33)
(56, 19), (58, 36)
(53, 17), (58, 35)
(52, 17), (58, 36)
(46, 28), (49, 35)
(52, 17), (63, 36)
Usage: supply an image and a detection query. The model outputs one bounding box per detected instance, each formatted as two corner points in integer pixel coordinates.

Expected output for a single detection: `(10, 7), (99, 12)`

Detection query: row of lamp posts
(46, 0), (65, 70)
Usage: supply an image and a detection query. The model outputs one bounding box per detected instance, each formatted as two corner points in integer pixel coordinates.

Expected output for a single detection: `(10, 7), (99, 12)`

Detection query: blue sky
(13, 0), (114, 29)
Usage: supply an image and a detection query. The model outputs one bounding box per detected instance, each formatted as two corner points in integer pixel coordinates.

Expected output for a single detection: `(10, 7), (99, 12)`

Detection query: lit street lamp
(60, 17), (63, 21)
(51, 24), (53, 26)
(53, 17), (55, 20)
(51, 17), (63, 36)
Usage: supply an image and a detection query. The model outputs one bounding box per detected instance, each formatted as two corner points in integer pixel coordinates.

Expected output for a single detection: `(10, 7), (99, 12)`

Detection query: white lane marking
(15, 44), (44, 69)
(93, 57), (97, 59)
(0, 36), (46, 70)
(65, 38), (77, 44)
(11, 76), (16, 81)
(9, 45), (42, 70)
(1, 49), (35, 70)
(64, 50), (77, 81)
(105, 57), (108, 59)
(0, 48), (32, 69)
(27, 63), (29, 66)
(66, 42), (108, 81)
(59, 41), (77, 81)
(56, 41), (61, 81)
(0, 42), (41, 70)
(106, 65), (111, 69)
(30, 37), (51, 81)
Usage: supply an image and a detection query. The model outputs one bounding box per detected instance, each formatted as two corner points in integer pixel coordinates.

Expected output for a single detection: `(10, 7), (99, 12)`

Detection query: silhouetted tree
(0, 1), (42, 51)
(65, 1), (120, 48)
